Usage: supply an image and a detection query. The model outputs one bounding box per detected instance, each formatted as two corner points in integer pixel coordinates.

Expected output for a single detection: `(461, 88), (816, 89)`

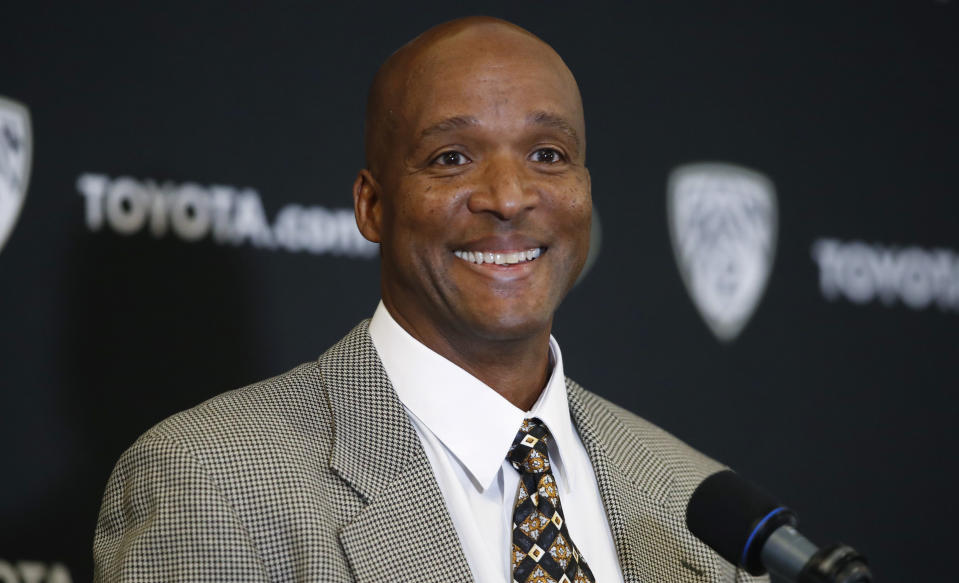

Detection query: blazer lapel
(567, 380), (731, 583)
(320, 322), (474, 583)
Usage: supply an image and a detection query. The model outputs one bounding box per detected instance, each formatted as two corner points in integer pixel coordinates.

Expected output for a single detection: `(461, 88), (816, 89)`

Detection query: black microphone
(685, 470), (872, 583)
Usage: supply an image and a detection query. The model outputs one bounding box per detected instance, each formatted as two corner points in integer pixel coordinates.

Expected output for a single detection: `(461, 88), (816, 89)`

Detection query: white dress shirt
(369, 302), (624, 583)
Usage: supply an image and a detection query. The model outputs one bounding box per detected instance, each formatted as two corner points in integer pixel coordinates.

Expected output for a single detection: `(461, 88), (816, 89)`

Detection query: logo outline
(667, 162), (778, 342)
(0, 96), (32, 256)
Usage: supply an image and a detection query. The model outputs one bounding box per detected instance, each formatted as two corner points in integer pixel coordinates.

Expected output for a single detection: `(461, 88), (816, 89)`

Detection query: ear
(585, 167), (592, 199)
(353, 169), (383, 243)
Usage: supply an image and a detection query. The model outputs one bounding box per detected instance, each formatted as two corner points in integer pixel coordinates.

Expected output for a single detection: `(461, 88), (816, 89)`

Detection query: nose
(466, 154), (538, 221)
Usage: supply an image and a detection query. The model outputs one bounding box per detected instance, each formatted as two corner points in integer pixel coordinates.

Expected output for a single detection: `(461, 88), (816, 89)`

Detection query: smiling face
(355, 20), (591, 350)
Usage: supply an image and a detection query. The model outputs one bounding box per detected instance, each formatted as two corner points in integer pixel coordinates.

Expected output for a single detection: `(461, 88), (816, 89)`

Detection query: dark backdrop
(1, 2), (957, 581)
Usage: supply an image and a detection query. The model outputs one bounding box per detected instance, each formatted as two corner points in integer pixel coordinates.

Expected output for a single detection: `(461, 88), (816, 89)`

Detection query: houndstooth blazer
(94, 321), (767, 583)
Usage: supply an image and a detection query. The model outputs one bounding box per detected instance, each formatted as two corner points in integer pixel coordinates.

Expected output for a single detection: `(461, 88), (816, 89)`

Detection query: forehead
(396, 32), (583, 134)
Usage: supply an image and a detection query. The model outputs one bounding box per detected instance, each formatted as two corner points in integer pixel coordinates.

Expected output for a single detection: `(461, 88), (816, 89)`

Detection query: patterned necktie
(508, 418), (596, 583)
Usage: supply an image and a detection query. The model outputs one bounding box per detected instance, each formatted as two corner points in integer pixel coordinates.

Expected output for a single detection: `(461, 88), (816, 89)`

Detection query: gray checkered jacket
(94, 321), (766, 582)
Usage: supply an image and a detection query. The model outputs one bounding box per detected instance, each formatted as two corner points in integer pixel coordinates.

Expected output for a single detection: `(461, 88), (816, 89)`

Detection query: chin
(464, 306), (553, 342)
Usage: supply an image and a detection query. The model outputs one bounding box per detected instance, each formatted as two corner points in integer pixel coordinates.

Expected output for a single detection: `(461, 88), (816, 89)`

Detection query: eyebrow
(416, 111), (582, 155)
(418, 115), (480, 140)
(528, 111), (581, 155)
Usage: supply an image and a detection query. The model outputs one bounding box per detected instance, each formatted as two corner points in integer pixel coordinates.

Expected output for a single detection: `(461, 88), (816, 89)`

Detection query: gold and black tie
(508, 418), (596, 583)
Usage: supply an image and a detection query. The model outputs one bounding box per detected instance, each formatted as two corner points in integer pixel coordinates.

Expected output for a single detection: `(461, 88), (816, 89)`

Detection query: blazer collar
(566, 380), (734, 582)
(319, 320), (474, 582)
(566, 380), (675, 507)
(320, 320), (417, 503)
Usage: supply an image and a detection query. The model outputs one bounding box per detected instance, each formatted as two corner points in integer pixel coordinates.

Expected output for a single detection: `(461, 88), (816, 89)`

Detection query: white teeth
(454, 247), (543, 266)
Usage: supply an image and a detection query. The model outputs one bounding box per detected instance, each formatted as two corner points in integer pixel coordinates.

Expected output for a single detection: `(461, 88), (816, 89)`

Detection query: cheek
(390, 185), (465, 248)
(555, 176), (592, 235)
(549, 178), (592, 277)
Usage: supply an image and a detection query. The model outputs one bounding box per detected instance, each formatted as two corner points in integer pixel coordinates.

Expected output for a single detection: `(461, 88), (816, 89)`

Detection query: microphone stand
(755, 519), (873, 583)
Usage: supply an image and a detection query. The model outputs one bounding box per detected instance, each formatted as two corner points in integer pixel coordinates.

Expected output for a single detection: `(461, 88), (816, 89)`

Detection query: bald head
(364, 16), (584, 176)
(351, 16), (592, 364)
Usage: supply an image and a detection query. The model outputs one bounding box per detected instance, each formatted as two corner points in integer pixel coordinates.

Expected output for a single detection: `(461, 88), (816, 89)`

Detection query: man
(94, 16), (764, 583)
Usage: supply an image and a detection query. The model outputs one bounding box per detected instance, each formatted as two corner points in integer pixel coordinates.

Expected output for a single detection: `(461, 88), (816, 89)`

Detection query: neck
(384, 304), (553, 411)
(443, 334), (552, 412)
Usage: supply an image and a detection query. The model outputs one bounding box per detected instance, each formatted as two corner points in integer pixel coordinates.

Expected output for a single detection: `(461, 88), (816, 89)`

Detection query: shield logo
(0, 96), (32, 256)
(667, 163), (777, 342)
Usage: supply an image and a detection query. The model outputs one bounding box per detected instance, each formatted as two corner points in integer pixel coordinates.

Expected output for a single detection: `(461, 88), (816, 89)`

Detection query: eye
(432, 151), (471, 166)
(530, 148), (565, 164)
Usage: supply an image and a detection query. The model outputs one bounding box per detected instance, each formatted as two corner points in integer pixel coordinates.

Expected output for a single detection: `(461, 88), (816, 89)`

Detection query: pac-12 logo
(0, 96), (32, 256)
(667, 162), (777, 342)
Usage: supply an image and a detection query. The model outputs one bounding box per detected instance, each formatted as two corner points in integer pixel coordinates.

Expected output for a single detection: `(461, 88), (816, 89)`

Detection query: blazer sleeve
(93, 434), (269, 583)
(738, 570), (770, 583)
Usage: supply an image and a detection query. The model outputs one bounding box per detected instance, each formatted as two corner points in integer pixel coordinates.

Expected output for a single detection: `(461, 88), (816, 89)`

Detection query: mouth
(453, 247), (544, 266)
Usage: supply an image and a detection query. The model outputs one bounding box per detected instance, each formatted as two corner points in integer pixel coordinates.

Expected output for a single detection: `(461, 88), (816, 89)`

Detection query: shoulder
(96, 343), (364, 580)
(102, 360), (339, 524)
(141, 360), (332, 456)
(110, 319), (378, 490)
(136, 320), (375, 456)
(566, 378), (726, 513)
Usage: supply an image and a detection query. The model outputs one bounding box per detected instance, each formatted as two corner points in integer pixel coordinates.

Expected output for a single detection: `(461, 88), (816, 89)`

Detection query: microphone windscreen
(686, 470), (790, 570)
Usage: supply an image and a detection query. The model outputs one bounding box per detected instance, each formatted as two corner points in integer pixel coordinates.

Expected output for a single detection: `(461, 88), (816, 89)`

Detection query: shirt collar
(368, 301), (577, 491)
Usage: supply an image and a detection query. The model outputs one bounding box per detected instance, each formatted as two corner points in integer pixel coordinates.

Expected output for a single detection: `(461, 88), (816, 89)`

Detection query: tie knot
(507, 418), (552, 474)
